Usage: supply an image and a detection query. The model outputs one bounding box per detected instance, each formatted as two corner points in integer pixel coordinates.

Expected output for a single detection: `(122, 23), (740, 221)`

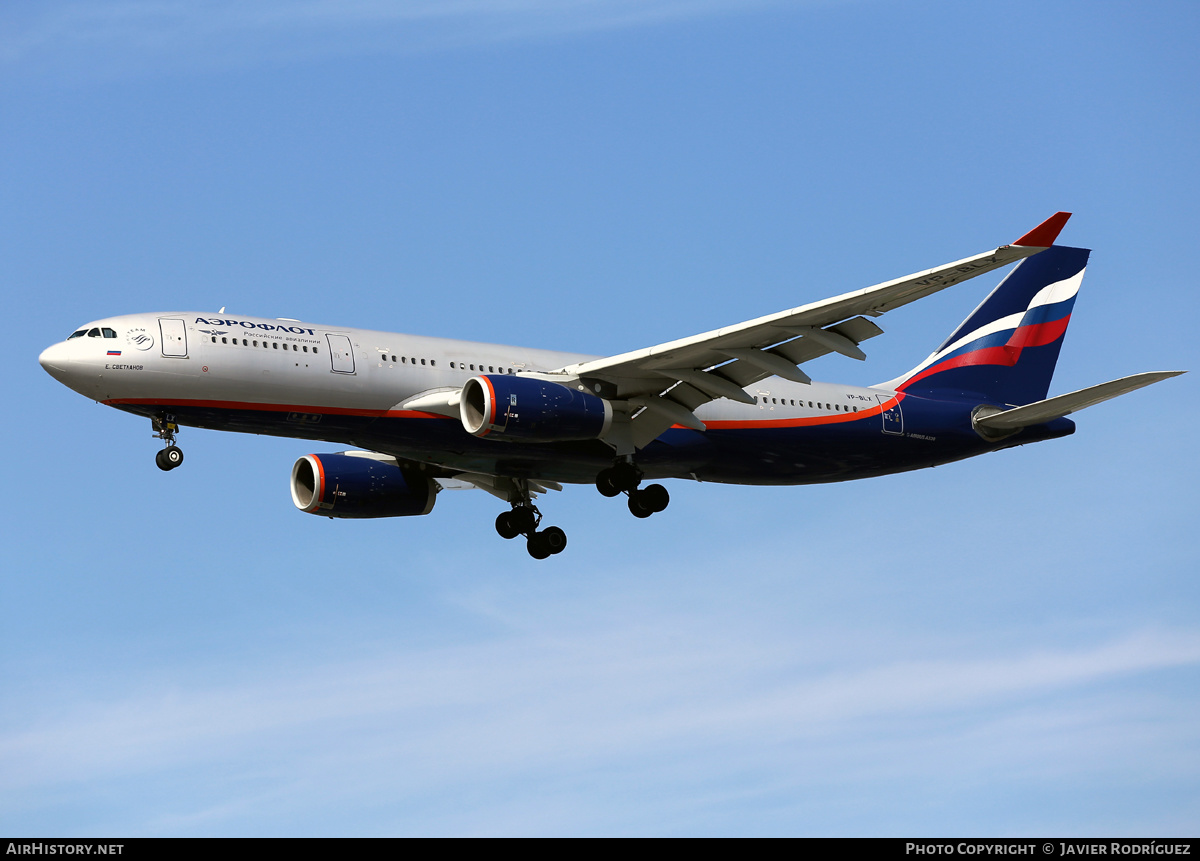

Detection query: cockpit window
(67, 330), (87, 340)
(87, 328), (101, 338)
(102, 328), (117, 338)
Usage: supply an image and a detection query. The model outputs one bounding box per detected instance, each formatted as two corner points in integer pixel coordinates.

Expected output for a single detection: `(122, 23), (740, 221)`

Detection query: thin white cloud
(1, 0), (796, 72)
(2, 624), (1197, 808)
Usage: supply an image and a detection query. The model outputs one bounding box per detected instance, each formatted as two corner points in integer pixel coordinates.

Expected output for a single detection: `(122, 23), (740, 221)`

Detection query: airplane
(38, 212), (1183, 559)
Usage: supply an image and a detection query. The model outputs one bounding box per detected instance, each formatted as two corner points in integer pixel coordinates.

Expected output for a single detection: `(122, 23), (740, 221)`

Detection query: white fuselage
(40, 311), (915, 485)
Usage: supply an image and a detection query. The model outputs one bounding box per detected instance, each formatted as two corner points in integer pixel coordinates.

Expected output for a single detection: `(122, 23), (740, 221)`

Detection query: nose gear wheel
(155, 446), (184, 471)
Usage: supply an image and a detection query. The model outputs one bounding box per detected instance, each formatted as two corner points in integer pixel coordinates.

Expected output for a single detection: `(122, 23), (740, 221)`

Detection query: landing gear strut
(494, 482), (568, 559)
(596, 459), (670, 519)
(152, 415), (184, 471)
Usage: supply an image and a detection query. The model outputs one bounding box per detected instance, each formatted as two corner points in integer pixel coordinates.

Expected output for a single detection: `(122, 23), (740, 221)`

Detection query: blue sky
(2, 0), (1198, 836)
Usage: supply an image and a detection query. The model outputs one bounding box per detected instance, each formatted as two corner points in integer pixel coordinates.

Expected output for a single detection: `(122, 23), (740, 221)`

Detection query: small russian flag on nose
(107, 350), (121, 356)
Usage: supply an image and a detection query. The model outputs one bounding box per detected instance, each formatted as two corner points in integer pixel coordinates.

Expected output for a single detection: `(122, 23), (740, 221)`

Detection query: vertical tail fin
(888, 245), (1090, 405)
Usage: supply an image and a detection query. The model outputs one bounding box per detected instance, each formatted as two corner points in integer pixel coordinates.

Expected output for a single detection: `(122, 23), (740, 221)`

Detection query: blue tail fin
(888, 245), (1090, 405)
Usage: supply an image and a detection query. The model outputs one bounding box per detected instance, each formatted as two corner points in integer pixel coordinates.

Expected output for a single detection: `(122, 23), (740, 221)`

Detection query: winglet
(1013, 211), (1072, 247)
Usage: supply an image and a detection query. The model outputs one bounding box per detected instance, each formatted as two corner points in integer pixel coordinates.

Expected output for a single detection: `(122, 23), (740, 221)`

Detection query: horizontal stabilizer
(974, 371), (1185, 431)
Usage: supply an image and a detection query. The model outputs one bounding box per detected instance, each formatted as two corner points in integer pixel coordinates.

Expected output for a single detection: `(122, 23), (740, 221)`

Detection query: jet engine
(460, 374), (612, 442)
(290, 453), (436, 518)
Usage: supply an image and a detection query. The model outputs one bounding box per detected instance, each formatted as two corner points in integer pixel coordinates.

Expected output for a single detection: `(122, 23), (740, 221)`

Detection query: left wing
(554, 213), (1071, 449)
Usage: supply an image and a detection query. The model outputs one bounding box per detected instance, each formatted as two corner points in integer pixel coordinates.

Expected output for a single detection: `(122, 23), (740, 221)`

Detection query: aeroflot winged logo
(195, 317), (317, 335)
(126, 328), (154, 351)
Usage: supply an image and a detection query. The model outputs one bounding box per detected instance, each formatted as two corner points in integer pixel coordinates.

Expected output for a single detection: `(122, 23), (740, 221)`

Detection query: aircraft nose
(38, 342), (72, 380)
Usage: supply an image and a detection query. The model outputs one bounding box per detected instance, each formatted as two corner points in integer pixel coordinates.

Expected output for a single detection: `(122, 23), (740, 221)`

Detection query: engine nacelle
(290, 453), (436, 518)
(460, 374), (612, 442)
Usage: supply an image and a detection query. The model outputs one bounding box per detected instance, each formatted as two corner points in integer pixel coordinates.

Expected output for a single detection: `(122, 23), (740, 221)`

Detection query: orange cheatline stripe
(103, 396), (453, 420)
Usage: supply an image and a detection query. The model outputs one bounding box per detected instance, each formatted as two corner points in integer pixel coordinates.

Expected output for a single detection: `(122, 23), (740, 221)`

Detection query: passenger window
(243, 339), (248, 346)
(393, 356), (398, 363)
(431, 360), (436, 367)
(88, 328), (101, 337)
(222, 337), (227, 344)
(292, 344), (297, 351)
(303, 346), (308, 352)
(253, 340), (258, 347)
(313, 347), (319, 354)
(421, 358), (426, 365)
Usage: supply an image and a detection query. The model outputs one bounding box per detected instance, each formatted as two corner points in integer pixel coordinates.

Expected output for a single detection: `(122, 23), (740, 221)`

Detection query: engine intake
(460, 374), (612, 442)
(291, 453), (436, 518)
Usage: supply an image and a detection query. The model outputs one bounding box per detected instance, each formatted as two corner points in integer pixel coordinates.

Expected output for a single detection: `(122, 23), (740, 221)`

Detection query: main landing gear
(494, 484), (568, 560)
(152, 415), (184, 472)
(595, 460), (669, 519)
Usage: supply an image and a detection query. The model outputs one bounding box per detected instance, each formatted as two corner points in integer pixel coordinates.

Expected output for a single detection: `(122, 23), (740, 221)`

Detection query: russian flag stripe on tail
(892, 245), (1090, 405)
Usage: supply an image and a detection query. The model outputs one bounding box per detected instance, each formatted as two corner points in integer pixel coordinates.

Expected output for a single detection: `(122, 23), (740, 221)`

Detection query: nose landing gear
(152, 415), (184, 471)
(596, 459), (670, 519)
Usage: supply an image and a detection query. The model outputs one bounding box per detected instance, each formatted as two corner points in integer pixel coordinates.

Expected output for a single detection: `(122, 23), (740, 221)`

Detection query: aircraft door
(877, 394), (904, 435)
(327, 334), (355, 374)
(159, 318), (187, 357)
